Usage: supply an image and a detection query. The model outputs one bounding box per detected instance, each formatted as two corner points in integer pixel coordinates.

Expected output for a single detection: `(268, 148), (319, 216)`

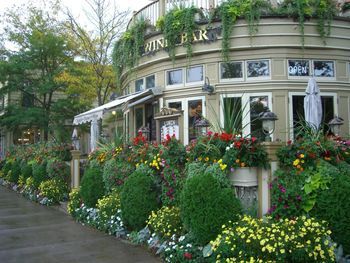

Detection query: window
(289, 92), (336, 139)
(186, 65), (203, 83)
(288, 60), (310, 77)
(146, 75), (155, 89)
(167, 69), (183, 86)
(246, 60), (270, 79)
(220, 61), (243, 81)
(135, 79), (144, 92)
(166, 96), (206, 145)
(313, 60), (335, 78)
(221, 93), (272, 141)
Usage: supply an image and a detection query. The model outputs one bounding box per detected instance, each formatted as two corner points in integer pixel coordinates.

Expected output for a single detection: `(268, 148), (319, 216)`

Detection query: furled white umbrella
(304, 78), (322, 129)
(90, 119), (99, 152)
(71, 128), (79, 150)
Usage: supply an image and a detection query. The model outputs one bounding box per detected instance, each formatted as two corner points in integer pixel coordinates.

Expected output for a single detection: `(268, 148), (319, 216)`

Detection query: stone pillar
(70, 150), (81, 189)
(159, 0), (166, 17)
(258, 142), (283, 217)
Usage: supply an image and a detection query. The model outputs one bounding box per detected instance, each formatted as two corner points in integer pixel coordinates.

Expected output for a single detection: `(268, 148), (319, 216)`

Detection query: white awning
(73, 90), (151, 125)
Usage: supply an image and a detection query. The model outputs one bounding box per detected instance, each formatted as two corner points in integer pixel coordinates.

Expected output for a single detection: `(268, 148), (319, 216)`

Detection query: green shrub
(38, 178), (68, 204)
(147, 206), (183, 239)
(67, 188), (82, 217)
(96, 191), (121, 228)
(46, 159), (70, 183)
(80, 166), (104, 207)
(120, 165), (160, 231)
(7, 160), (21, 183)
(210, 215), (335, 262)
(102, 159), (134, 193)
(311, 166), (350, 254)
(180, 171), (242, 245)
(32, 161), (48, 188)
(2, 161), (13, 177)
(21, 162), (33, 180)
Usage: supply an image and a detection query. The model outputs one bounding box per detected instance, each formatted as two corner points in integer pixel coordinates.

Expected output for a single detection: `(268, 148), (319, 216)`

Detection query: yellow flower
(293, 159), (300, 166)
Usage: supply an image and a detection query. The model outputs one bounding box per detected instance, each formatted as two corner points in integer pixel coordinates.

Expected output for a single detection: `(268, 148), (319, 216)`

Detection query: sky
(0, 0), (152, 29)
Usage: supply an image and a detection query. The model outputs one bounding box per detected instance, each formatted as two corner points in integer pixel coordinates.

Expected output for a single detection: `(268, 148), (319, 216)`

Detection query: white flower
(179, 235), (186, 242)
(186, 244), (192, 248)
(225, 146), (230, 151)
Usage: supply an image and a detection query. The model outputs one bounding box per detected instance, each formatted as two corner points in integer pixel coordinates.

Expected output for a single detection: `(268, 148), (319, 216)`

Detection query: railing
(128, 0), (226, 29)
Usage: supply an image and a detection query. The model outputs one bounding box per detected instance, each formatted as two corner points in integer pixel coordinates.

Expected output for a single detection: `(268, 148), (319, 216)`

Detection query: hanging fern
(315, 0), (337, 44)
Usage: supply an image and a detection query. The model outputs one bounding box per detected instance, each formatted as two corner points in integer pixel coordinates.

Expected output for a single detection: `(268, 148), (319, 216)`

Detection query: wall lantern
(194, 118), (210, 136)
(71, 128), (80, 150)
(202, 77), (214, 94)
(328, 116), (344, 136)
(259, 110), (278, 142)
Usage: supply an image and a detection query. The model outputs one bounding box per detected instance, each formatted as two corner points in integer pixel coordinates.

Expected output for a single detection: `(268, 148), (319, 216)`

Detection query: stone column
(258, 142), (283, 217)
(70, 150), (81, 189)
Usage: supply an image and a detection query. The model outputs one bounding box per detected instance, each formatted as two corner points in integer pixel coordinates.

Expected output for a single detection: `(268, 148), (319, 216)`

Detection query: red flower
(183, 252), (192, 260)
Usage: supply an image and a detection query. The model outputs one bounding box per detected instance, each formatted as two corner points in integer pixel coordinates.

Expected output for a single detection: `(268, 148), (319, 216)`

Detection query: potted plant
(222, 134), (269, 186)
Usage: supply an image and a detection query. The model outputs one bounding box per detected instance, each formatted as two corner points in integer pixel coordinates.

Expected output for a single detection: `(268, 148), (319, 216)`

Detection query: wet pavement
(0, 186), (161, 263)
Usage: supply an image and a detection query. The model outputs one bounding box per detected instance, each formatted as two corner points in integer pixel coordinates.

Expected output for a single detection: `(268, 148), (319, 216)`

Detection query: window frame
(185, 65), (204, 85)
(219, 92), (273, 139)
(312, 60), (336, 80)
(219, 61), (244, 82)
(165, 68), (184, 88)
(246, 59), (271, 81)
(288, 91), (338, 140)
(166, 96), (206, 145)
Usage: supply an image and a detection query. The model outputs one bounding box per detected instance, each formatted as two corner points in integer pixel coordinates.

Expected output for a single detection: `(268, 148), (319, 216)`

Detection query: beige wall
(121, 17), (350, 142)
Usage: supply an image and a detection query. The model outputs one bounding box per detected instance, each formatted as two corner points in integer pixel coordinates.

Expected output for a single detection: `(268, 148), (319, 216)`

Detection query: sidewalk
(0, 186), (161, 263)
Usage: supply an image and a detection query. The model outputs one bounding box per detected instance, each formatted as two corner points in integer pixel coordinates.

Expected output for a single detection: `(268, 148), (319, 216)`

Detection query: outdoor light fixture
(202, 77), (214, 94)
(259, 110), (278, 142)
(112, 110), (117, 116)
(71, 128), (79, 150)
(194, 118), (210, 136)
(328, 116), (344, 136)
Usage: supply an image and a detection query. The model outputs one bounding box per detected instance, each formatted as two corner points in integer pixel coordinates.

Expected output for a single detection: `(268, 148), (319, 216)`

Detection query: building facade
(75, 0), (350, 149)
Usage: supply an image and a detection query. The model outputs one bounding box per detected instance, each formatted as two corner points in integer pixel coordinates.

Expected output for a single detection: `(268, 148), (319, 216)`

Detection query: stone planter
(229, 167), (258, 187)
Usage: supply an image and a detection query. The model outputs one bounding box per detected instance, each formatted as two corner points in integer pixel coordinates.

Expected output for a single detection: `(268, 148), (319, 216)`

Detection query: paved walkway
(0, 186), (161, 263)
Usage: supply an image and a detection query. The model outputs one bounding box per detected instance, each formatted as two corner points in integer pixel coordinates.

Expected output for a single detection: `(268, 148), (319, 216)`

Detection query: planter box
(229, 167), (258, 187)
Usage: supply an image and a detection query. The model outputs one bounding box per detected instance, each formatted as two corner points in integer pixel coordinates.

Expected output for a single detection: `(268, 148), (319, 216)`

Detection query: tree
(0, 1), (79, 141)
(65, 0), (129, 107)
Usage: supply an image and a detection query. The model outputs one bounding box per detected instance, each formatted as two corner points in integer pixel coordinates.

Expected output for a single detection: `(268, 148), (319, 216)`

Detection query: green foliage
(210, 215), (336, 262)
(162, 6), (199, 62)
(2, 161), (13, 177)
(120, 165), (160, 231)
(161, 136), (187, 166)
(112, 18), (148, 84)
(67, 188), (82, 217)
(7, 160), (21, 183)
(32, 161), (48, 188)
(46, 158), (70, 183)
(160, 165), (185, 206)
(96, 191), (121, 228)
(147, 206), (183, 239)
(102, 159), (134, 193)
(20, 161), (33, 180)
(180, 171), (242, 245)
(80, 166), (105, 208)
(302, 161), (334, 212)
(311, 166), (350, 254)
(0, 3), (77, 140)
(38, 178), (68, 204)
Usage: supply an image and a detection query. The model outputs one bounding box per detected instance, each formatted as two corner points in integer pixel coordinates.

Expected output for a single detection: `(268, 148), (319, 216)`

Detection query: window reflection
(187, 66), (203, 83)
(167, 69), (183, 85)
(188, 100), (202, 141)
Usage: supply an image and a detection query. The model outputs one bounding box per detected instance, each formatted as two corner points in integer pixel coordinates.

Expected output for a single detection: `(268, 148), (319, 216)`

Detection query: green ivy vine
(112, 18), (148, 85)
(160, 6), (199, 62)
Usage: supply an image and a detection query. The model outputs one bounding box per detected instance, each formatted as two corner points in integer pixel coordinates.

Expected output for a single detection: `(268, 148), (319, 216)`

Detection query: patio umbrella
(71, 128), (79, 150)
(90, 119), (99, 151)
(304, 78), (322, 129)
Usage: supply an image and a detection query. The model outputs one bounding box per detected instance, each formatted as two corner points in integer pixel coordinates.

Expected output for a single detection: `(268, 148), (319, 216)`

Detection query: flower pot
(229, 167), (258, 187)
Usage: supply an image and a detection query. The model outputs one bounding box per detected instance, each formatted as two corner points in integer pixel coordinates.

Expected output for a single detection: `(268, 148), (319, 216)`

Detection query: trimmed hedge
(180, 170), (242, 245)
(80, 166), (104, 208)
(120, 165), (160, 231)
